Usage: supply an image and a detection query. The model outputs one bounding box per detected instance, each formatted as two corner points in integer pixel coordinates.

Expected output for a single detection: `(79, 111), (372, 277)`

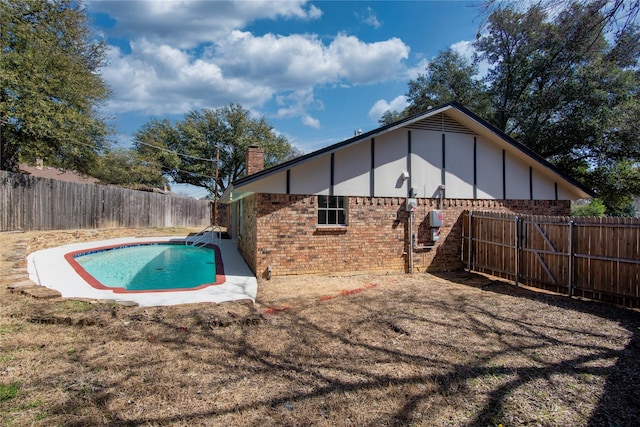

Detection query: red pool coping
(64, 241), (226, 293)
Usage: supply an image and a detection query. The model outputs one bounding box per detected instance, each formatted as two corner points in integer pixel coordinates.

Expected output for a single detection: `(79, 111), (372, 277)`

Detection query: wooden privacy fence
(462, 210), (640, 307)
(0, 171), (212, 231)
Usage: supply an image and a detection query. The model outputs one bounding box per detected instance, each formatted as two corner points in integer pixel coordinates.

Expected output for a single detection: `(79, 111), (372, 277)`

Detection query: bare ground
(1, 228), (639, 426)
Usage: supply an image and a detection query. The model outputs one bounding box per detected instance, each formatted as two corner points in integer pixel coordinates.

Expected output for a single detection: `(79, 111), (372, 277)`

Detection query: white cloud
(450, 40), (490, 79)
(89, 0), (322, 48)
(327, 34), (409, 83)
(274, 89), (321, 129)
(92, 0), (413, 127)
(214, 31), (410, 88)
(101, 30), (412, 118)
(450, 40), (474, 61)
(360, 7), (382, 29)
(307, 4), (323, 20)
(102, 42), (273, 115)
(368, 95), (409, 122)
(301, 115), (321, 129)
(405, 58), (429, 81)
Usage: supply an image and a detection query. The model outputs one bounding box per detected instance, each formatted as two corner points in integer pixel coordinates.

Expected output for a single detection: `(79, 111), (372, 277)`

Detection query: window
(318, 195), (347, 226)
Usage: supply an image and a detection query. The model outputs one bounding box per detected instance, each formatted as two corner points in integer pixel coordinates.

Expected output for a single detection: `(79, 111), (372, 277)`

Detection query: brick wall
(237, 194), (258, 273)
(245, 194), (570, 277)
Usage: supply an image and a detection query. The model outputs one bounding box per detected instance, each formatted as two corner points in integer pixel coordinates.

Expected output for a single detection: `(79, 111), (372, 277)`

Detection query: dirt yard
(1, 228), (639, 426)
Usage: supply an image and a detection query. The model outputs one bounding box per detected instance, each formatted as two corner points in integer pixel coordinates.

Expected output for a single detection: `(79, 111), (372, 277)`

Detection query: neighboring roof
(222, 101), (594, 201)
(18, 164), (196, 198)
(19, 164), (99, 184)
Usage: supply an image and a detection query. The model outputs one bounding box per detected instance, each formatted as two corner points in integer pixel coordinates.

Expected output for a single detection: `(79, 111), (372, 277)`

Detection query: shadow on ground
(433, 269), (640, 427)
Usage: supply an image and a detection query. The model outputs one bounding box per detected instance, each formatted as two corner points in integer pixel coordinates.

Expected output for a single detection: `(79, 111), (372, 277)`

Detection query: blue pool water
(75, 244), (217, 291)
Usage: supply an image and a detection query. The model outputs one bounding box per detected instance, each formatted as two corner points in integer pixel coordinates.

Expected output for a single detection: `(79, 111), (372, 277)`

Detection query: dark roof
(232, 101), (594, 197)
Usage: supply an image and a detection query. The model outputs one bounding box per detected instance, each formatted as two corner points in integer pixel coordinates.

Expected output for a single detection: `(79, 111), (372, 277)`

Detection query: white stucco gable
(221, 103), (592, 203)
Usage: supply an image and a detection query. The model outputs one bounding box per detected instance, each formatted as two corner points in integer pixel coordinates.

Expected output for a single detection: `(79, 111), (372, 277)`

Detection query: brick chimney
(246, 145), (264, 176)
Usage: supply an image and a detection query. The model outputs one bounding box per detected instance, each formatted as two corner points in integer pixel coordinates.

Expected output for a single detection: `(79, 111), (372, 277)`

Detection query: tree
(134, 104), (297, 198)
(473, 1), (640, 215)
(571, 198), (606, 217)
(378, 109), (406, 126)
(90, 148), (169, 188)
(404, 48), (490, 118)
(479, 0), (639, 38)
(396, 1), (640, 215)
(0, 0), (110, 172)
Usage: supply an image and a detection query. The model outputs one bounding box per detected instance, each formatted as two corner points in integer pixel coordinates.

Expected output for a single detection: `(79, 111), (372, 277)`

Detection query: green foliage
(395, 1), (640, 216)
(404, 48), (491, 118)
(0, 381), (20, 402)
(472, 2), (640, 215)
(378, 110), (406, 126)
(571, 199), (606, 217)
(380, 48), (491, 126)
(0, 0), (110, 172)
(585, 160), (640, 216)
(134, 103), (297, 197)
(90, 148), (169, 188)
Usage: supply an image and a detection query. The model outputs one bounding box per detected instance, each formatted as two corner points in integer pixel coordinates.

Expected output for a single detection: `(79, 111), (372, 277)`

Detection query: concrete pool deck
(27, 236), (257, 307)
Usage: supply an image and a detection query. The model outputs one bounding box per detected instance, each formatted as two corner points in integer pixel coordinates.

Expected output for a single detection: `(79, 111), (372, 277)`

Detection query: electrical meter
(430, 210), (443, 227)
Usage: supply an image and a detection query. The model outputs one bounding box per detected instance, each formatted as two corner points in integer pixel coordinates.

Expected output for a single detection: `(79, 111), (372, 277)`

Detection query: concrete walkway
(27, 236), (257, 307)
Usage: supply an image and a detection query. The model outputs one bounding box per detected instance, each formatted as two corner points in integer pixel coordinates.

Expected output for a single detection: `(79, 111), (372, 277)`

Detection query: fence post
(515, 216), (520, 287)
(467, 211), (473, 271)
(568, 219), (574, 297)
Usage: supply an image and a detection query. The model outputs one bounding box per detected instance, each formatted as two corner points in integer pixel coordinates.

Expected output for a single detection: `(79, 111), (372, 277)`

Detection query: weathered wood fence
(462, 210), (640, 307)
(0, 171), (212, 231)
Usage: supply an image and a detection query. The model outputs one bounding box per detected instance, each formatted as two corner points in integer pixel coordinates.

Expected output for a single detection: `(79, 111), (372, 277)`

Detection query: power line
(136, 141), (213, 162)
(160, 165), (213, 179)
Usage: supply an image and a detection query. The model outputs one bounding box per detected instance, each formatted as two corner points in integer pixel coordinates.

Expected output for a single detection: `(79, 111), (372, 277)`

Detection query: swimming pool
(65, 242), (225, 293)
(27, 236), (258, 306)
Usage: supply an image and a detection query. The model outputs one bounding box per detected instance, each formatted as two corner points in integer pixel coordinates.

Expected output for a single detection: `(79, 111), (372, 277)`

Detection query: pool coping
(27, 236), (257, 307)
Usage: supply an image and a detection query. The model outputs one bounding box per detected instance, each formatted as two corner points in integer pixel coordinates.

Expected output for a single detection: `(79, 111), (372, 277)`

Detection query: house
(220, 102), (592, 278)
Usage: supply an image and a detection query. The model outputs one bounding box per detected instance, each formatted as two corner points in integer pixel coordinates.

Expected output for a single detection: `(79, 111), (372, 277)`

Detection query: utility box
(430, 210), (443, 227)
(406, 198), (418, 212)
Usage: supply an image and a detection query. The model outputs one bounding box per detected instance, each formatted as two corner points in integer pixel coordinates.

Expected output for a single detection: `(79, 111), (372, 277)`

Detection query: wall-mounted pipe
(413, 231), (436, 251)
(407, 192), (445, 273)
(408, 210), (414, 273)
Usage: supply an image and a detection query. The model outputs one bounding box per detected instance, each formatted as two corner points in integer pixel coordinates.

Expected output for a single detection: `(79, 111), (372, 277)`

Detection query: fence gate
(518, 217), (572, 295)
(462, 210), (640, 308)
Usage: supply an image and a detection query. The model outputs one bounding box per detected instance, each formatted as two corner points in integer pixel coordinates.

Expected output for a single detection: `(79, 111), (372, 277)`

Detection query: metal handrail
(185, 225), (222, 247)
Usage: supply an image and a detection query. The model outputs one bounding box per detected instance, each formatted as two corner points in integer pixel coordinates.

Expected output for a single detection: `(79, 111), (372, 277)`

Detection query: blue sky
(87, 0), (484, 196)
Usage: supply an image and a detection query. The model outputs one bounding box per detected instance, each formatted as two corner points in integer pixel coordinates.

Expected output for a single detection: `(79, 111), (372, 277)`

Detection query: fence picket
(0, 171), (211, 231)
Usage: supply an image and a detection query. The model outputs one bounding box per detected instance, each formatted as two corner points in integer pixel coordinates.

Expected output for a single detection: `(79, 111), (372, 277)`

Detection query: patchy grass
(0, 382), (20, 402)
(1, 229), (639, 426)
(53, 300), (95, 314)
